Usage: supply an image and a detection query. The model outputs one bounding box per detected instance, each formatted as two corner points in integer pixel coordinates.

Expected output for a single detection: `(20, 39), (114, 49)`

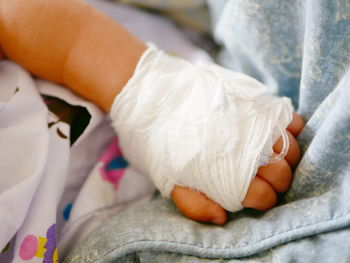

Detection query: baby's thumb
(171, 185), (227, 225)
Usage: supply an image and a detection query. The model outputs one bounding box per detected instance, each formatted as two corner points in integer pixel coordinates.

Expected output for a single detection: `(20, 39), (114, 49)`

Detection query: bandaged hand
(0, 0), (304, 225)
(110, 46), (305, 224)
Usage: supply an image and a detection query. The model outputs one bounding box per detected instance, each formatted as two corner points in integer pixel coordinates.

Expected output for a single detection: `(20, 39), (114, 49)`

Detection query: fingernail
(211, 215), (227, 225)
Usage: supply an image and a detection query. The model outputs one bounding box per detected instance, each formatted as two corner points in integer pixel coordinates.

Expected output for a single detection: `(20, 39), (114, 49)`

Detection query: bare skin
(172, 114), (304, 224)
(0, 0), (305, 225)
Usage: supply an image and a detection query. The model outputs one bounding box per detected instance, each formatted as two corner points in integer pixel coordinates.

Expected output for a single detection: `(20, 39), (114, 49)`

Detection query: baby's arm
(0, 0), (146, 112)
(0, 0), (304, 224)
(0, 0), (227, 222)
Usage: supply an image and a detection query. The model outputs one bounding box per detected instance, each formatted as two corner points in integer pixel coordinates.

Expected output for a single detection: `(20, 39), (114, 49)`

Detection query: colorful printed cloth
(0, 64), (155, 263)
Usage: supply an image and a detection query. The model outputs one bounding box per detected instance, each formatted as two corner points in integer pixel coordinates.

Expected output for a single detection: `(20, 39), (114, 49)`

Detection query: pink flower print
(98, 137), (128, 190)
(19, 224), (58, 263)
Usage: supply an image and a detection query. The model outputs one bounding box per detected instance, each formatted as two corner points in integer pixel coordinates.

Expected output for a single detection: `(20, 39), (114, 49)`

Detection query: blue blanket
(65, 0), (350, 262)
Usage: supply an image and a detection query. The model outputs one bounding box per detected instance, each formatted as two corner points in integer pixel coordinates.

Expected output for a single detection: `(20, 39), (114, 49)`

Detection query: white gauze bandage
(110, 46), (293, 212)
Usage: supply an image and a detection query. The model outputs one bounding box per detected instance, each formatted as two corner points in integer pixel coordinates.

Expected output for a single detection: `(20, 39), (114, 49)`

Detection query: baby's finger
(171, 185), (227, 225)
(242, 176), (277, 210)
(257, 158), (292, 193)
(273, 130), (301, 167)
(287, 112), (305, 136)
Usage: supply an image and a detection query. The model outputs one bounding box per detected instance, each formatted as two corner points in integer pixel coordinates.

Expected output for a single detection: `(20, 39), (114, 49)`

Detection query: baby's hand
(171, 112), (305, 224)
(0, 0), (305, 225)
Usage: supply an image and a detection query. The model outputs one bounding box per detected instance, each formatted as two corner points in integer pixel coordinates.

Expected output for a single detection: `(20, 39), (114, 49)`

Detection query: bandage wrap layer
(110, 46), (293, 212)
